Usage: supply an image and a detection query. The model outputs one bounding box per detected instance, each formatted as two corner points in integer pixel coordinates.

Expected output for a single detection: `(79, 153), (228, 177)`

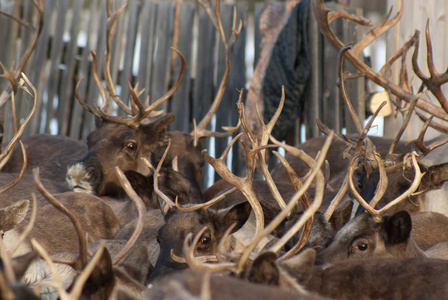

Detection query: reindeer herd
(1, 0), (448, 299)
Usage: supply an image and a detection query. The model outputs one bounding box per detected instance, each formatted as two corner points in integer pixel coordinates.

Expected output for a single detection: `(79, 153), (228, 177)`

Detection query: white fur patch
(66, 163), (94, 194)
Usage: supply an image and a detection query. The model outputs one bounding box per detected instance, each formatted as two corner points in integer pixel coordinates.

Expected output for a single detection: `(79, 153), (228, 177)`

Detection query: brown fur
(2, 134), (87, 183)
(146, 270), (324, 300)
(2, 192), (120, 256)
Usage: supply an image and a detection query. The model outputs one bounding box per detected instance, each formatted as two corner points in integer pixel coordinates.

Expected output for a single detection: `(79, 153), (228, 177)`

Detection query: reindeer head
(67, 114), (175, 197)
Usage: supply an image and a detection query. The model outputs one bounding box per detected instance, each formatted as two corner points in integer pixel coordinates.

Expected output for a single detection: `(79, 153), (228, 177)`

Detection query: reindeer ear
(212, 201), (251, 234)
(0, 200), (29, 232)
(117, 244), (152, 285)
(142, 113), (175, 148)
(247, 252), (279, 285)
(81, 247), (115, 298)
(279, 248), (316, 284)
(329, 200), (353, 232)
(382, 211), (412, 245)
(422, 162), (448, 190)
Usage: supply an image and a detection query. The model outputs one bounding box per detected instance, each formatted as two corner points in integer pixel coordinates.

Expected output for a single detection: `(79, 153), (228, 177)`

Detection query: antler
(191, 0), (243, 146)
(76, 47), (186, 128)
(182, 133), (333, 274)
(112, 166), (145, 265)
(238, 87), (288, 211)
(412, 20), (448, 114)
(312, 0), (448, 124)
(348, 151), (424, 222)
(0, 0), (44, 106)
(203, 133), (265, 235)
(407, 116), (448, 155)
(33, 168), (88, 270)
(75, 0), (186, 128)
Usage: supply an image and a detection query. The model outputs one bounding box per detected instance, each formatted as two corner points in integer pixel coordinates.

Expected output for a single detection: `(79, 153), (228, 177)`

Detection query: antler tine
(0, 142), (27, 194)
(412, 20), (448, 114)
(224, 133), (332, 273)
(312, 0), (448, 122)
(33, 168), (88, 270)
(348, 151), (424, 222)
(112, 167), (145, 265)
(90, 50), (110, 113)
(407, 116), (448, 155)
(136, 48), (186, 123)
(267, 134), (332, 261)
(338, 45), (364, 134)
(175, 187), (237, 213)
(237, 87), (289, 212)
(389, 92), (423, 154)
(0, 74), (38, 163)
(89, 47), (185, 128)
(153, 139), (176, 215)
(192, 1), (243, 146)
(350, 0), (403, 57)
(203, 133), (265, 235)
(103, 1), (131, 114)
(0, 0), (44, 104)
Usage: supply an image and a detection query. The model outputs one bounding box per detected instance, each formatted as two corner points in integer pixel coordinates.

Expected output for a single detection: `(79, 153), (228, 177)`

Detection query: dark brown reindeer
(247, 247), (448, 300)
(67, 0), (240, 201)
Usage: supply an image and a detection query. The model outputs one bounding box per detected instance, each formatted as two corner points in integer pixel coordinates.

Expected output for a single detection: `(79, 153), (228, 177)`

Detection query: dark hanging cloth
(245, 0), (310, 141)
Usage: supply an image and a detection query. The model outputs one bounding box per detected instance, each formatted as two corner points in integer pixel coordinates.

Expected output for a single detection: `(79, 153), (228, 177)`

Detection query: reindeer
(67, 0), (241, 202)
(22, 167), (152, 300)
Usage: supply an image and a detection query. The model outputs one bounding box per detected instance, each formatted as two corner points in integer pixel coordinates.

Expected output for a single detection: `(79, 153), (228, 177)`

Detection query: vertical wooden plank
(214, 3), (233, 181)
(322, 3), (343, 134)
(254, 3), (265, 67)
(1, 1), (26, 143)
(136, 1), (156, 105)
(149, 1), (174, 112)
(304, 1), (322, 139)
(59, 0), (84, 136)
(169, 2), (194, 131)
(214, 3), (247, 179)
(109, 0), (127, 117)
(44, 0), (70, 134)
(193, 4), (216, 187)
(192, 4), (215, 124)
(81, 0), (108, 140)
(24, 0), (55, 138)
(69, 0), (100, 139)
(343, 7), (365, 135)
(118, 0), (139, 108)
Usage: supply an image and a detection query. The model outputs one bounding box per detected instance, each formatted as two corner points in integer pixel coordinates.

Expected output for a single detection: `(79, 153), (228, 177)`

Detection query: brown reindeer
(313, 210), (448, 265)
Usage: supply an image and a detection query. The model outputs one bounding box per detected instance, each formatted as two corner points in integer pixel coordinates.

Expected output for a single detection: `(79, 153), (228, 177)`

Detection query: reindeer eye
(126, 141), (137, 151)
(357, 242), (369, 251)
(357, 180), (363, 190)
(198, 236), (210, 245)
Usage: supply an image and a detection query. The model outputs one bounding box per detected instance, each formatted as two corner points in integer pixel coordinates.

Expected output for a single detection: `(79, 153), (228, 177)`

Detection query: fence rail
(0, 0), (364, 185)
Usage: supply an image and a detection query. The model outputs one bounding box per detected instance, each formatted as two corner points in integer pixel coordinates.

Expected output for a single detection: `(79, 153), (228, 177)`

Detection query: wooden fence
(0, 0), (364, 185)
